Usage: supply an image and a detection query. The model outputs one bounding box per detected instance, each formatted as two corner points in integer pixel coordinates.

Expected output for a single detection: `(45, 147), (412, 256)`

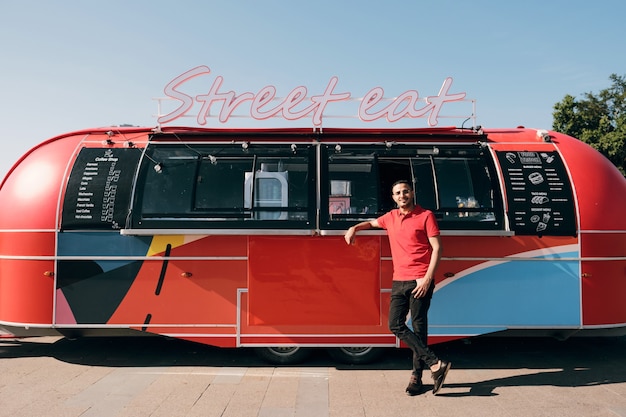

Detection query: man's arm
(412, 235), (443, 298)
(344, 219), (380, 245)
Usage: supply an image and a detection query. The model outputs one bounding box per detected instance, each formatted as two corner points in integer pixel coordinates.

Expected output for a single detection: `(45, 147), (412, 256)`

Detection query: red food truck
(1, 123), (625, 364)
(2, 67), (626, 363)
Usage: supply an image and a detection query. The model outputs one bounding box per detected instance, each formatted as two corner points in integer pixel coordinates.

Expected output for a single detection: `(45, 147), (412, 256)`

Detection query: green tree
(552, 74), (626, 175)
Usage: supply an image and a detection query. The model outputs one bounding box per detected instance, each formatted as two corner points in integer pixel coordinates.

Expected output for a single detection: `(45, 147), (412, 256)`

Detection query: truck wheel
(327, 347), (382, 364)
(254, 346), (312, 364)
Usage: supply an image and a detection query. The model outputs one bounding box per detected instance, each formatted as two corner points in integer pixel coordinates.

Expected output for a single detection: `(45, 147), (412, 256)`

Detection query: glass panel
(140, 148), (199, 215)
(246, 156), (309, 221)
(327, 156), (378, 221)
(377, 158), (413, 214)
(434, 157), (497, 224)
(411, 157), (437, 210)
(196, 157), (253, 211)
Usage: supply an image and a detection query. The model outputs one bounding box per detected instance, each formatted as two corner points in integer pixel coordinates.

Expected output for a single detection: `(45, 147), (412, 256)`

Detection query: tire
(254, 346), (313, 365)
(327, 346), (383, 364)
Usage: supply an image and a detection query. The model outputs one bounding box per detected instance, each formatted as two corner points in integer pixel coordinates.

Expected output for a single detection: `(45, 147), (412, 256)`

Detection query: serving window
(321, 144), (503, 230)
(132, 143), (314, 229)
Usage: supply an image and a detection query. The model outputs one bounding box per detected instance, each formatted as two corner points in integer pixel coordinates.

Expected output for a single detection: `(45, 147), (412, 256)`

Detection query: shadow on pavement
(435, 335), (626, 396)
(1, 334), (625, 394)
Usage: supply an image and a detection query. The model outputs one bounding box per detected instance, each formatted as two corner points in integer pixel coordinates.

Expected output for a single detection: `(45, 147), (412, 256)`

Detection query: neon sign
(157, 65), (467, 127)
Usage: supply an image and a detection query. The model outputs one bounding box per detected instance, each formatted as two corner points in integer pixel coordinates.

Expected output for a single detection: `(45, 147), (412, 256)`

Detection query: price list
(62, 148), (141, 230)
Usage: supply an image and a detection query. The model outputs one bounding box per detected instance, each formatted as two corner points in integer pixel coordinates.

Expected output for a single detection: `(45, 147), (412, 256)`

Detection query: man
(344, 180), (451, 396)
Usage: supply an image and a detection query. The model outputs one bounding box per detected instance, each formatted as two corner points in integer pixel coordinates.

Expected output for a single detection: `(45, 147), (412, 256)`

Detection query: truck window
(322, 144), (503, 230)
(132, 143), (313, 229)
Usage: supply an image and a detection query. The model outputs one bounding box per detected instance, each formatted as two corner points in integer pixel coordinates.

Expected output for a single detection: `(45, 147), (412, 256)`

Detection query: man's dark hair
(391, 180), (413, 191)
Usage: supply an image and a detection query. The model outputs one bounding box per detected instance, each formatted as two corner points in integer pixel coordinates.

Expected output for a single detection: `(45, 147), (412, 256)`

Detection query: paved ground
(1, 334), (626, 416)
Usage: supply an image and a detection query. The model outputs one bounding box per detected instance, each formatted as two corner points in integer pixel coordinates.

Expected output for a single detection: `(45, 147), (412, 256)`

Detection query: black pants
(388, 280), (438, 379)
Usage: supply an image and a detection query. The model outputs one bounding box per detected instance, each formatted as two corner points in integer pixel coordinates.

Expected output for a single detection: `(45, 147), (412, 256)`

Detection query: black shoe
(405, 374), (423, 396)
(431, 361), (451, 395)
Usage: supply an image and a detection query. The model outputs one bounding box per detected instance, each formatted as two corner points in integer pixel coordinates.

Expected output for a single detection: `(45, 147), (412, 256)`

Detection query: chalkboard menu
(62, 148), (142, 230)
(496, 150), (576, 236)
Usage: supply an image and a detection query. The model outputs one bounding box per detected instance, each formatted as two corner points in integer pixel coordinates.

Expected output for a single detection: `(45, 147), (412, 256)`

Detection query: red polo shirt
(377, 205), (440, 281)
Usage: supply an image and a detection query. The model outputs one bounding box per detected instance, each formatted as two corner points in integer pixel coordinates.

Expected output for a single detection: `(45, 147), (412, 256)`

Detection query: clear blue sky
(1, 0), (624, 178)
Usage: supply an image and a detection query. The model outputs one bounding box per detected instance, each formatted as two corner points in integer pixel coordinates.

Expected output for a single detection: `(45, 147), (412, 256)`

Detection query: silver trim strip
(0, 255), (247, 261)
(120, 229), (316, 236)
(319, 229), (516, 237)
(6, 255), (626, 262)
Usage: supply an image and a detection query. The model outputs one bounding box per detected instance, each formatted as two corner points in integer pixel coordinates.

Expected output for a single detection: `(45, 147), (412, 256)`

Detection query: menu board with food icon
(496, 151), (576, 236)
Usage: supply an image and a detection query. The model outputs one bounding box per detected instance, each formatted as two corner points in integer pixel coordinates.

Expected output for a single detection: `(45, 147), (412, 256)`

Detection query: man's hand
(344, 220), (377, 246)
(411, 277), (432, 298)
(344, 227), (356, 245)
